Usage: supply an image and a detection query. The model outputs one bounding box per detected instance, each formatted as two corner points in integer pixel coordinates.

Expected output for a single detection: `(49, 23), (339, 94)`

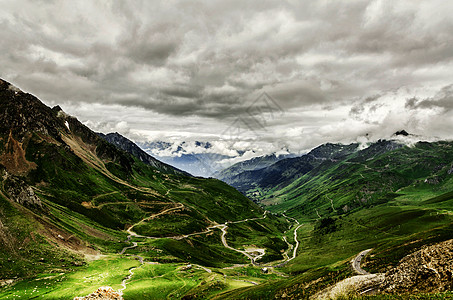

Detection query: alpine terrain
(0, 78), (452, 299)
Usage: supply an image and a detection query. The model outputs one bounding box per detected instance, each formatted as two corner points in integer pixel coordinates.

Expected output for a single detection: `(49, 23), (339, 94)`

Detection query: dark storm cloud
(405, 84), (453, 111)
(1, 0), (453, 146)
(349, 94), (381, 118)
(160, 86), (201, 99)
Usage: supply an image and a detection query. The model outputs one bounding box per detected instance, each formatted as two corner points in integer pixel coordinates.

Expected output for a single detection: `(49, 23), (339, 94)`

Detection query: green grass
(282, 204), (452, 274)
(123, 263), (202, 299)
(142, 232), (249, 267)
(0, 256), (283, 300)
(226, 215), (290, 264)
(134, 208), (210, 237)
(0, 256), (139, 300)
(0, 193), (86, 280)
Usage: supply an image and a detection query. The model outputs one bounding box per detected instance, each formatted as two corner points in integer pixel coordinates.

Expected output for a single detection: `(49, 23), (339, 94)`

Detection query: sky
(1, 0), (453, 157)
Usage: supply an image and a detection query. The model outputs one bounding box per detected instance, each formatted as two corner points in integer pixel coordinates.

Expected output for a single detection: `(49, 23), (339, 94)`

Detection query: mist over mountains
(1, 0), (453, 298)
(135, 140), (292, 177)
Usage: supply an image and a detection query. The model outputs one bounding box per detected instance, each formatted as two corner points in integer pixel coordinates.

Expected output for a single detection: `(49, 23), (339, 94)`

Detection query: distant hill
(220, 143), (359, 196)
(97, 132), (189, 176)
(214, 153), (295, 183)
(138, 140), (235, 177)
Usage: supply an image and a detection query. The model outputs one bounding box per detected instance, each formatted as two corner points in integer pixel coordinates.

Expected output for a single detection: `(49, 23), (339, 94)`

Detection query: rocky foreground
(313, 239), (452, 299)
(74, 286), (123, 300)
(382, 239), (453, 294)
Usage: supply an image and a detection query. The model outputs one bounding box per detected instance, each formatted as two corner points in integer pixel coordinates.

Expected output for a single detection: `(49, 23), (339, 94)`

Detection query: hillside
(0, 78), (296, 299)
(0, 77), (452, 299)
(216, 139), (453, 298)
(214, 153), (295, 184)
(220, 143), (359, 197)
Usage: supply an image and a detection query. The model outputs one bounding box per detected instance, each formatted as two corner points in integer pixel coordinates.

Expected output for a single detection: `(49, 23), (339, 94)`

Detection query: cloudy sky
(1, 0), (453, 156)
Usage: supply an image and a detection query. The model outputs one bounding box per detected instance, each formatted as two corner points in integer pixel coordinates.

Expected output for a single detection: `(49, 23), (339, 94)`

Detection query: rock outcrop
(73, 286), (123, 300)
(1, 169), (43, 209)
(382, 239), (453, 294)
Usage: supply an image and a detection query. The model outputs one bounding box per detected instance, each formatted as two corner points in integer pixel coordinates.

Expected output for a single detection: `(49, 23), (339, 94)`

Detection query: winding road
(352, 249), (372, 275)
(117, 207), (303, 292)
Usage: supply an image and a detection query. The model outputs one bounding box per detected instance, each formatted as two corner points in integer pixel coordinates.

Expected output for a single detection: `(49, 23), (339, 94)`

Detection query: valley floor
(0, 210), (301, 299)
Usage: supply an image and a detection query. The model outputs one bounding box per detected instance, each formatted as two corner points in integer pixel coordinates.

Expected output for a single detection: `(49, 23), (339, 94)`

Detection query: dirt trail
(208, 212), (302, 268)
(117, 203), (186, 293)
(116, 210), (302, 292)
(262, 214), (302, 268)
(125, 202), (185, 238)
(61, 133), (160, 197)
(213, 212), (270, 265)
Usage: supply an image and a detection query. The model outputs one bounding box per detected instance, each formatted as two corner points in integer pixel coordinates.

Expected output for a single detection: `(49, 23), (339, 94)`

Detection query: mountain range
(138, 140), (293, 177)
(0, 77), (452, 299)
(137, 140), (234, 177)
(0, 78), (277, 289)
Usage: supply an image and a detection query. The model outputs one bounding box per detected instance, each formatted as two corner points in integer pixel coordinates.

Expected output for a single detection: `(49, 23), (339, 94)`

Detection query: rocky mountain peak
(98, 132), (189, 176)
(0, 78), (67, 141)
(394, 129), (410, 136)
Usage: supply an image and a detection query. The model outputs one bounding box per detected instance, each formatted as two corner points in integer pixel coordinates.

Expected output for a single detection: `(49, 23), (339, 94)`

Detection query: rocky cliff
(382, 239), (453, 294)
(1, 167), (43, 209)
(98, 132), (189, 176)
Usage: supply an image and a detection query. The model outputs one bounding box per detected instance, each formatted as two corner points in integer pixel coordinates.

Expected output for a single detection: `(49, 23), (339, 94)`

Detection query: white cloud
(1, 0), (452, 157)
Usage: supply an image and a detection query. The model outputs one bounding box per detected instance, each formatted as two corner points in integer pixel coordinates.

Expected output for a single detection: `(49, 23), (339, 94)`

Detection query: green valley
(0, 79), (296, 299)
(0, 78), (452, 299)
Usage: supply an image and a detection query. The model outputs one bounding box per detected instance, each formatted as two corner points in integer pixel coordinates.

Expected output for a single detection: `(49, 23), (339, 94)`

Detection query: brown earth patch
(74, 220), (116, 241)
(81, 201), (93, 208)
(35, 131), (61, 145)
(0, 131), (37, 176)
(35, 215), (99, 257)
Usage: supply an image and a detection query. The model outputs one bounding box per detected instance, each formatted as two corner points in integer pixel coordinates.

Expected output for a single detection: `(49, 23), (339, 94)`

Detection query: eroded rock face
(73, 286), (123, 300)
(1, 170), (43, 209)
(382, 239), (453, 294)
(0, 131), (37, 176)
(0, 79), (66, 141)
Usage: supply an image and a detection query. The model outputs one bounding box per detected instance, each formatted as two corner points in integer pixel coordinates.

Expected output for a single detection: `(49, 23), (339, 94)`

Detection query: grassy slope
(0, 94), (291, 299)
(217, 142), (453, 299)
(226, 215), (290, 264)
(0, 193), (86, 279)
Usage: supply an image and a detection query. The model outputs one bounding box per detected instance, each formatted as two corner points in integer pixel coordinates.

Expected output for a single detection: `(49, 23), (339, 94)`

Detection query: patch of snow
(65, 121), (70, 130)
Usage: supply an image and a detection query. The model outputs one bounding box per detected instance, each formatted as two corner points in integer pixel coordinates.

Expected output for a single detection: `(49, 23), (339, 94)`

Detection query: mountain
(220, 143), (359, 197)
(138, 140), (235, 177)
(97, 132), (189, 176)
(0, 78), (272, 284)
(216, 139), (453, 299)
(214, 153), (295, 183)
